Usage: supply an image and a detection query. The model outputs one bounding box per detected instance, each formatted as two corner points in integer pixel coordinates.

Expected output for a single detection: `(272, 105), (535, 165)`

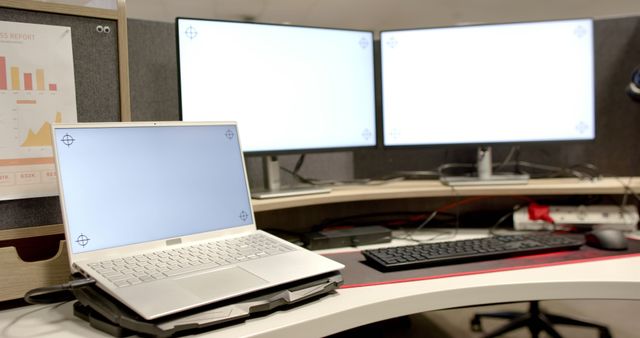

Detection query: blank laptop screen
(53, 124), (254, 254)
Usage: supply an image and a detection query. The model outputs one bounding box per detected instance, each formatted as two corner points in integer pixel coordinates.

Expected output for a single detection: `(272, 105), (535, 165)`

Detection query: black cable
(449, 185), (462, 239)
(396, 186), (465, 243)
(391, 170), (440, 180)
(281, 157), (405, 187)
(514, 146), (522, 174)
(568, 163), (602, 179)
(488, 204), (526, 236)
(494, 146), (519, 173)
(279, 165), (317, 185)
(437, 163), (475, 177)
(503, 161), (600, 180)
(614, 176), (640, 203)
(437, 153), (602, 181)
(292, 154), (306, 175)
(24, 277), (96, 305)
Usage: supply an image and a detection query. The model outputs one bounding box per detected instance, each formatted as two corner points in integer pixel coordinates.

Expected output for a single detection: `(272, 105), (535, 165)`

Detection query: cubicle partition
(0, 0), (130, 301)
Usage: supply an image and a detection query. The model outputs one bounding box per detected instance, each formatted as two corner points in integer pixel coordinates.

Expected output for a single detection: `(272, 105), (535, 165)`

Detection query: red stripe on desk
(332, 251), (640, 289)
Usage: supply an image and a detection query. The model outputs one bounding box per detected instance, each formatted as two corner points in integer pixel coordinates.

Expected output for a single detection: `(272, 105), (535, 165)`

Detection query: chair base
(470, 301), (612, 338)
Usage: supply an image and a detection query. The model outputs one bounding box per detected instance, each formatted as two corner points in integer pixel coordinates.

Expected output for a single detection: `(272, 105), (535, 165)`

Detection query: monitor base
(440, 173), (530, 187)
(251, 186), (332, 199)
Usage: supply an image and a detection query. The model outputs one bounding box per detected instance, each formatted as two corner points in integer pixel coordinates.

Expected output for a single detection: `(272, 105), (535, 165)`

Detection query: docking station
(303, 225), (392, 250)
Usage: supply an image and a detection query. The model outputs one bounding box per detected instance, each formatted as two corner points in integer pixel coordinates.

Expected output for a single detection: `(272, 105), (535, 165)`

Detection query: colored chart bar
(10, 66), (19, 90)
(0, 56), (6, 90)
(0, 157), (55, 166)
(24, 73), (33, 90)
(16, 99), (37, 104)
(0, 58), (58, 92)
(36, 69), (44, 90)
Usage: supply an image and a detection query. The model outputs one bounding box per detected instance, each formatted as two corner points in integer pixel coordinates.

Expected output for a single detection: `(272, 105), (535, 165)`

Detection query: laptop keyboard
(88, 233), (294, 287)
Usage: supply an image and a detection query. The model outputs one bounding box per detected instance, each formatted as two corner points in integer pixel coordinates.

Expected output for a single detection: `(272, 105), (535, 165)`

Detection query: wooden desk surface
(252, 177), (640, 212)
(3, 177), (638, 240)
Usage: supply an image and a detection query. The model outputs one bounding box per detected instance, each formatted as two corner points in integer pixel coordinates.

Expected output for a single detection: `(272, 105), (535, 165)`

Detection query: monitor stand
(250, 156), (332, 199)
(440, 146), (529, 186)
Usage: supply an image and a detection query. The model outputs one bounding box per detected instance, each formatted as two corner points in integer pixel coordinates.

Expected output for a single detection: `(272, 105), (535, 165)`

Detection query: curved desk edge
(2, 255), (639, 338)
(252, 177), (640, 212)
(207, 255), (640, 337)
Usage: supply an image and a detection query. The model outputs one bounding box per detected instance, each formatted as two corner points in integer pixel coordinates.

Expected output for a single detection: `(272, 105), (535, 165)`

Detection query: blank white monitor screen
(177, 18), (376, 153)
(381, 19), (595, 147)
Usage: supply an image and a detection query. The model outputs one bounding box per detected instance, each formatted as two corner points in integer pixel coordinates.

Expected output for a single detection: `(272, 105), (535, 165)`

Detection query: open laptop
(51, 121), (344, 320)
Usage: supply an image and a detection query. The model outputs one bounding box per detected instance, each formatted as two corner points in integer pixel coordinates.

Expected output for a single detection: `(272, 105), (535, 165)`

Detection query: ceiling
(124, 0), (640, 30)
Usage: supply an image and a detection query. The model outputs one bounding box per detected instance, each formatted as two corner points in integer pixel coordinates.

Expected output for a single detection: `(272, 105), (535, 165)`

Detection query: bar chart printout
(0, 20), (78, 200)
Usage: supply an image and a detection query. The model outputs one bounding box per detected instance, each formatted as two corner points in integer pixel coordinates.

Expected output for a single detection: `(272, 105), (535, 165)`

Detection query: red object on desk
(528, 203), (555, 225)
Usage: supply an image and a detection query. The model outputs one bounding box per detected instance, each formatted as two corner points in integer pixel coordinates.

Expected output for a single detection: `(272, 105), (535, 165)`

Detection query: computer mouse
(585, 229), (628, 250)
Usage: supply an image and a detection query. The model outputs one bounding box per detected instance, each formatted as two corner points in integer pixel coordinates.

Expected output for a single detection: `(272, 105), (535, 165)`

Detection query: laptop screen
(53, 123), (254, 254)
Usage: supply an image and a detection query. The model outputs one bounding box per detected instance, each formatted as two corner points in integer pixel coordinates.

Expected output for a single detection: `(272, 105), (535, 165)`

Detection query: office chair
(627, 65), (640, 101)
(469, 300), (612, 338)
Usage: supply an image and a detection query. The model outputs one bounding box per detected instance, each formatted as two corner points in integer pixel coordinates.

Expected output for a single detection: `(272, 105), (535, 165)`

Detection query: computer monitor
(380, 18), (595, 185)
(176, 18), (376, 198)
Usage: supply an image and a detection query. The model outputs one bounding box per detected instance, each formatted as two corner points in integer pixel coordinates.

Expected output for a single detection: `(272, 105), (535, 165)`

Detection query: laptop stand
(72, 272), (343, 337)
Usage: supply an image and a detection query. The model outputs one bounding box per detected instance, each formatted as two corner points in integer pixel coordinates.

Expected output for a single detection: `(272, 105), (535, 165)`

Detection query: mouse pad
(324, 238), (640, 288)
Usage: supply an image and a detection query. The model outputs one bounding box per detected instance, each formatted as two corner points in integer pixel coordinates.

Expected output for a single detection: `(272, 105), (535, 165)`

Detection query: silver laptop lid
(52, 122), (255, 256)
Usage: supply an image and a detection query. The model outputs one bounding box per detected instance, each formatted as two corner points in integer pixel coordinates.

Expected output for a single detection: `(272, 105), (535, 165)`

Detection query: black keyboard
(361, 233), (584, 271)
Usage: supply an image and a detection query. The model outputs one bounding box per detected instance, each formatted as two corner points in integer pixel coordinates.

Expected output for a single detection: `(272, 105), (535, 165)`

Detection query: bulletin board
(0, 0), (130, 236)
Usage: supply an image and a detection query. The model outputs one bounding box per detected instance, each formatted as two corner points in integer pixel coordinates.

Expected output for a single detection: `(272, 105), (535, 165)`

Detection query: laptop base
(72, 272), (343, 337)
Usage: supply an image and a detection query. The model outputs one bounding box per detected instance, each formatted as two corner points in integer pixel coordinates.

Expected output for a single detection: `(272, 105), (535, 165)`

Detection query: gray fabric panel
(0, 7), (121, 229)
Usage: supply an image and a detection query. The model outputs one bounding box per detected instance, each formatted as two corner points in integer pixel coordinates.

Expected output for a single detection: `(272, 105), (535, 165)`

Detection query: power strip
(513, 205), (639, 231)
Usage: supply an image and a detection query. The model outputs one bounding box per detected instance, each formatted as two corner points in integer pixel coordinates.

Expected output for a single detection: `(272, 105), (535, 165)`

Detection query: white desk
(2, 230), (640, 338)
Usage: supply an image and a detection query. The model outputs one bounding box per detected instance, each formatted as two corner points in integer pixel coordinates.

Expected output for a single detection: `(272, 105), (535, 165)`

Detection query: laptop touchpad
(177, 267), (268, 300)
